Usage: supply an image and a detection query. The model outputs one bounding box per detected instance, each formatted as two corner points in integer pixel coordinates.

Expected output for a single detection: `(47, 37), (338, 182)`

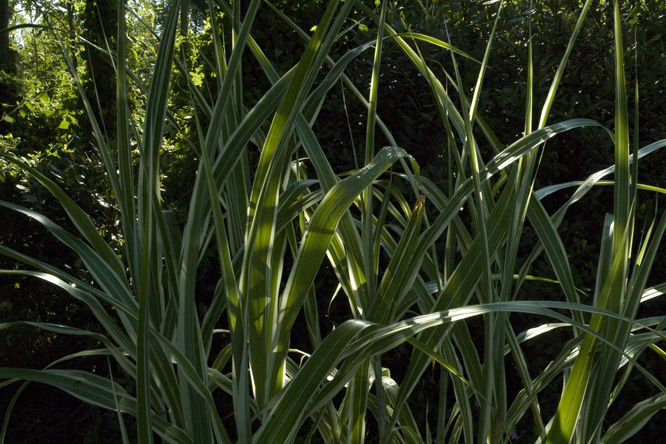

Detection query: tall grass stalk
(2, 0), (666, 443)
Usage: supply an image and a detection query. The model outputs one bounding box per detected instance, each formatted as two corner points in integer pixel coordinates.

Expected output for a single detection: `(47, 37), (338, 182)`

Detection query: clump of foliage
(2, 1), (666, 443)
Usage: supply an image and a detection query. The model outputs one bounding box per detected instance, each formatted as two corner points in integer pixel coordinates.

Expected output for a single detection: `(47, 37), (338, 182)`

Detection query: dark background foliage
(1, 0), (665, 442)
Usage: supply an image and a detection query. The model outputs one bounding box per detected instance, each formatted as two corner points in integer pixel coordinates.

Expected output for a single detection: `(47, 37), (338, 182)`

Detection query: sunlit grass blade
(544, 3), (634, 441)
(275, 146), (411, 362)
(241, 0), (341, 408)
(132, 2), (180, 442)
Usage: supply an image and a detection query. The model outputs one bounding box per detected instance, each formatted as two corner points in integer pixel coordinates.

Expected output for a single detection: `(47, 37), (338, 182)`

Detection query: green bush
(2, 1), (666, 443)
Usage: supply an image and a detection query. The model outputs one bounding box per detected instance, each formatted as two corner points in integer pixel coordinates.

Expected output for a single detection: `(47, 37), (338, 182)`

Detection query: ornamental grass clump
(2, 1), (666, 443)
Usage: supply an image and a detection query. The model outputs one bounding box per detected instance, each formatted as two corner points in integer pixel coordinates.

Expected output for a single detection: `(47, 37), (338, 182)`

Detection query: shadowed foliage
(2, 1), (666, 443)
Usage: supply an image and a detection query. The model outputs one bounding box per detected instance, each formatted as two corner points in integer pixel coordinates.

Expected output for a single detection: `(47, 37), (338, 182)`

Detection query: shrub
(2, 1), (666, 443)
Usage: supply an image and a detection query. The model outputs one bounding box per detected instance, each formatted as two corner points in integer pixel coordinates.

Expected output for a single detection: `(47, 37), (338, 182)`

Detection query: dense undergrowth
(2, 1), (666, 443)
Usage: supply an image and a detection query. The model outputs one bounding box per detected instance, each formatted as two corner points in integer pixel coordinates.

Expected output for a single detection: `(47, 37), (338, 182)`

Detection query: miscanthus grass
(2, 1), (666, 443)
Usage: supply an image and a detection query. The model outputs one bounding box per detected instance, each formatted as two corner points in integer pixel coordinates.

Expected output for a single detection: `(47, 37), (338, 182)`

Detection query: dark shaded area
(1, 0), (666, 442)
